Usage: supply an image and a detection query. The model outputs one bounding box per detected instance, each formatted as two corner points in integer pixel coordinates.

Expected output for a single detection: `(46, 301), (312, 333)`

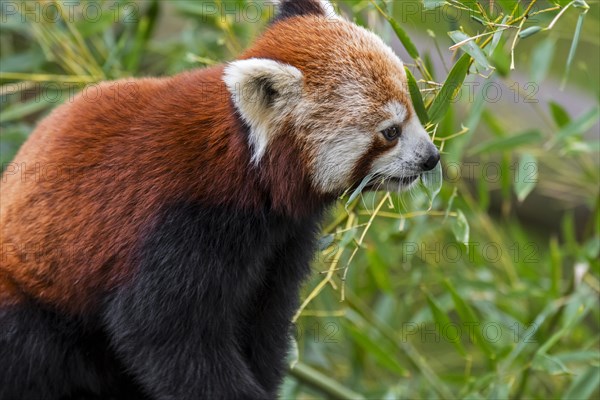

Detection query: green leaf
(125, 0), (160, 73)
(487, 16), (510, 57)
(489, 37), (511, 77)
(345, 317), (408, 376)
(555, 107), (600, 142)
(537, 287), (595, 355)
(0, 98), (54, 123)
(549, 101), (571, 128)
(518, 26), (543, 39)
(423, 0), (447, 10)
(405, 67), (428, 125)
(451, 209), (469, 246)
(318, 234), (335, 251)
(0, 123), (31, 166)
(444, 280), (494, 360)
(565, 139), (598, 154)
(345, 173), (374, 211)
(428, 53), (471, 124)
(562, 366), (600, 400)
(75, 4), (121, 36)
(573, 0), (590, 8)
(583, 234), (600, 259)
(514, 153), (538, 202)
(448, 31), (491, 71)
(477, 173), (491, 212)
(372, 1), (420, 60)
(498, 301), (561, 374)
(423, 51), (436, 80)
(367, 249), (393, 293)
(487, 383), (509, 400)
(530, 38), (555, 83)
(0, 50), (46, 73)
(287, 336), (299, 369)
(555, 350), (600, 364)
(425, 292), (466, 356)
(469, 130), (542, 155)
(482, 110), (506, 137)
(532, 353), (572, 375)
(419, 161), (442, 208)
(563, 8), (588, 87)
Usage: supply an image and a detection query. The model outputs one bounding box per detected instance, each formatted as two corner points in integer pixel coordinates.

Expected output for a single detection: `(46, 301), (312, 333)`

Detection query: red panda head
(223, 0), (440, 196)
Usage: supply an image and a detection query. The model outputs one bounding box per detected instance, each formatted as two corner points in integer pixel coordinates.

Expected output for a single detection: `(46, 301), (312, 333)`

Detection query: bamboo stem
(289, 361), (366, 400)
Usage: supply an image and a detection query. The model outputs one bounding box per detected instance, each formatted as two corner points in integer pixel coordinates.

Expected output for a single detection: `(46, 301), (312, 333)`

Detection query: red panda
(0, 0), (440, 398)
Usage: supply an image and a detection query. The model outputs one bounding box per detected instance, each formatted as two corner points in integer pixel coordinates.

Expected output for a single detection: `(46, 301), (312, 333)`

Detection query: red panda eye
(381, 125), (401, 141)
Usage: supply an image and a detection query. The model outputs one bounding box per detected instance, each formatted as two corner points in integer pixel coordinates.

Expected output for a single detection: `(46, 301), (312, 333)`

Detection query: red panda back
(0, 67), (251, 312)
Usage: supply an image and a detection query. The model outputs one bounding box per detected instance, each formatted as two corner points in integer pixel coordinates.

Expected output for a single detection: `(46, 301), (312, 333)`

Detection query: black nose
(422, 151), (440, 171)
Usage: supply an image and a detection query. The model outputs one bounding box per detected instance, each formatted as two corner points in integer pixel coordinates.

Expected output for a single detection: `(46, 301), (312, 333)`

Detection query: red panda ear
(223, 58), (304, 164)
(272, 0), (338, 22)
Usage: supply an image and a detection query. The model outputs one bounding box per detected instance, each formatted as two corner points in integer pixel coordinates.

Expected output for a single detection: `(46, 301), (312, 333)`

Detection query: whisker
(372, 176), (386, 211)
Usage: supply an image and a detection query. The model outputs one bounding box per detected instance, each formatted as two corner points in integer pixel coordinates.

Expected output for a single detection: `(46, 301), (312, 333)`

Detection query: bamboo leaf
(367, 249), (393, 293)
(549, 237), (562, 296)
(514, 153), (538, 202)
(288, 336), (299, 369)
(419, 161), (442, 207)
(318, 234), (335, 251)
(345, 174), (374, 211)
(530, 38), (555, 83)
(428, 53), (470, 124)
(451, 209), (469, 246)
(345, 314), (409, 377)
(0, 98), (53, 123)
(549, 101), (571, 128)
(487, 16), (510, 57)
(487, 383), (509, 400)
(531, 353), (572, 375)
(448, 31), (492, 70)
(518, 26), (543, 39)
(372, 1), (420, 60)
(469, 130), (542, 155)
(555, 107), (599, 142)
(563, 8), (588, 86)
(425, 292), (467, 356)
(423, 0), (447, 10)
(405, 67), (428, 125)
(125, 0), (160, 73)
(444, 280), (494, 360)
(562, 366), (600, 400)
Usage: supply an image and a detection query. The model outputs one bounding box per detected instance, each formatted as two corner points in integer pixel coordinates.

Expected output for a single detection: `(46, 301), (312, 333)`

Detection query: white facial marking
(313, 128), (373, 193)
(377, 101), (408, 132)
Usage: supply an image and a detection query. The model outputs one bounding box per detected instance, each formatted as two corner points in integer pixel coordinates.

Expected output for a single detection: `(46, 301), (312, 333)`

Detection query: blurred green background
(1, 1), (599, 399)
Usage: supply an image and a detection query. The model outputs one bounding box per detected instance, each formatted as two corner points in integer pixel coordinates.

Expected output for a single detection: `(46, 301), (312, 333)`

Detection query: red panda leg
(103, 203), (273, 399)
(241, 219), (320, 396)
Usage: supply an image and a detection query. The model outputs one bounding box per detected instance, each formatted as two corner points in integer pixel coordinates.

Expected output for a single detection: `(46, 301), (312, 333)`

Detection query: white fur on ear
(223, 58), (303, 164)
(318, 0), (339, 19)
